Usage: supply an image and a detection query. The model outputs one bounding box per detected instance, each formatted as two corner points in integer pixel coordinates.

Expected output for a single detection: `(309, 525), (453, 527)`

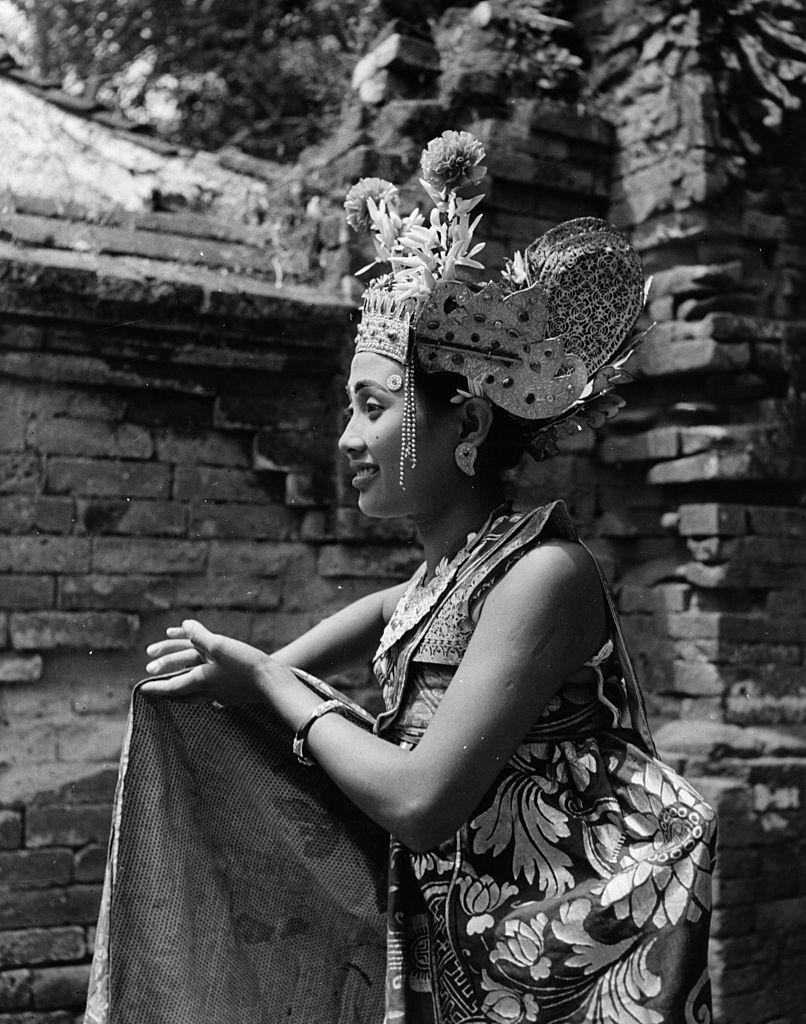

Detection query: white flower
(490, 914), (552, 983)
(458, 874), (519, 935)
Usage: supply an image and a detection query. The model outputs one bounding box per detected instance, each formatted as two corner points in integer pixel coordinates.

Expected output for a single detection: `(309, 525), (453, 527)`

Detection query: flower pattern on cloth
(378, 503), (717, 1024)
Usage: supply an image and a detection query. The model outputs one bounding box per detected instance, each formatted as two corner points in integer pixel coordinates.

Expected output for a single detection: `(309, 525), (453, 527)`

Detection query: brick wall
(0, 261), (397, 1019)
(2, 4), (806, 1019)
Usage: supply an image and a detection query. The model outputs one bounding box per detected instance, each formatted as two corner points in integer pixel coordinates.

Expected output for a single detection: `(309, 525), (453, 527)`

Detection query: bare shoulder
(509, 538), (600, 590)
(476, 538), (606, 650)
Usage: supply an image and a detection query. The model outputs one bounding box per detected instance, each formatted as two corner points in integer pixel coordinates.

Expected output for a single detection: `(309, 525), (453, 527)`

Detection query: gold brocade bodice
(371, 501), (646, 750)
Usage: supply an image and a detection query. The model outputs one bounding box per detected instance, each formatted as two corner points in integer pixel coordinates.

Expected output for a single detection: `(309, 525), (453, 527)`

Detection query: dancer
(87, 131), (715, 1024)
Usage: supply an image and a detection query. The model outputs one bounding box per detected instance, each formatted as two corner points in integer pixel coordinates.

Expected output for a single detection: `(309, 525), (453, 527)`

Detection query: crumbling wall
(2, 2), (806, 1020)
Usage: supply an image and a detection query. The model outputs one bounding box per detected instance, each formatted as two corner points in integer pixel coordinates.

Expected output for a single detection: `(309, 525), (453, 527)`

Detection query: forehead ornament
(386, 374), (403, 392)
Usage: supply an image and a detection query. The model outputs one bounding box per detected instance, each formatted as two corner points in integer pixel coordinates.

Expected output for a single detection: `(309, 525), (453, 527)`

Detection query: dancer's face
(339, 352), (461, 520)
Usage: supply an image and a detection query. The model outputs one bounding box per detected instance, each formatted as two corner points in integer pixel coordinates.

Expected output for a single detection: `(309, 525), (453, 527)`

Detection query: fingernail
(146, 662), (157, 673)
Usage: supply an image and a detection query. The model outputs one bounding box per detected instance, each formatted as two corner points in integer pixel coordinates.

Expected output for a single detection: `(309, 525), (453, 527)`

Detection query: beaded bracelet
(292, 699), (352, 766)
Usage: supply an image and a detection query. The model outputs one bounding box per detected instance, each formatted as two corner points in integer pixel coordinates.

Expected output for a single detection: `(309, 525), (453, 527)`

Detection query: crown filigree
(354, 280), (414, 364)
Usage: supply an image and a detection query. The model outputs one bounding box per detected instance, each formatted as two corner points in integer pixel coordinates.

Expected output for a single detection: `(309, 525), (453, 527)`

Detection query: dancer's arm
(145, 581), (407, 680)
(141, 541), (606, 852)
(271, 581), (407, 674)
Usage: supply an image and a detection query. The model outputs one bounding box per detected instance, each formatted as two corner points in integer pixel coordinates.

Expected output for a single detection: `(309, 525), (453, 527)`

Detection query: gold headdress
(344, 131), (649, 479)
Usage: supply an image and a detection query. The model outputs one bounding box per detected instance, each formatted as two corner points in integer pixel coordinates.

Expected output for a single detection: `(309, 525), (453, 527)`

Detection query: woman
(88, 132), (715, 1024)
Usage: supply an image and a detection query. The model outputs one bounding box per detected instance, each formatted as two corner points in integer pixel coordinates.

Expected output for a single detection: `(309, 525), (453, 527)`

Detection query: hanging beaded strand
(399, 357), (417, 489)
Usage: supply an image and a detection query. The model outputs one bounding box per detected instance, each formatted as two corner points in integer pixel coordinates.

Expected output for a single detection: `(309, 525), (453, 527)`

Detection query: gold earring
(454, 441), (477, 477)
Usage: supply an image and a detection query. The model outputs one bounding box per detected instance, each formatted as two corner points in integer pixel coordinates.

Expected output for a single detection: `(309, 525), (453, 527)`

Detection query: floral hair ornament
(344, 131), (650, 478)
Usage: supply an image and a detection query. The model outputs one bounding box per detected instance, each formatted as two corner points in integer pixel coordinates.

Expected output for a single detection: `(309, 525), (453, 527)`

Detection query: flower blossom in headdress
(420, 130), (487, 193)
(344, 177), (399, 232)
(344, 132), (488, 302)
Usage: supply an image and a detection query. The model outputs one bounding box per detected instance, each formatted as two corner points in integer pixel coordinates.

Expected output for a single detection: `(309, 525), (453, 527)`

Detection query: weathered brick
(0, 968), (30, 1011)
(188, 501), (298, 540)
(672, 638), (721, 663)
(154, 429), (250, 467)
(710, 905), (756, 938)
(0, 850), (72, 888)
(207, 541), (313, 578)
(72, 846), (106, 885)
(619, 583), (691, 613)
(92, 538), (207, 574)
(0, 496), (74, 535)
(685, 536), (724, 564)
(0, 576), (55, 610)
(756, 896), (806, 935)
(648, 451), (761, 484)
(726, 691), (806, 726)
(682, 560), (806, 589)
(596, 509), (666, 538)
(26, 806), (112, 850)
(251, 611), (319, 648)
(174, 576), (281, 609)
(9, 612), (139, 651)
(173, 465), (274, 503)
(57, 575), (174, 612)
(280, 575), (387, 615)
(54, 718), (126, 764)
(675, 501), (745, 536)
(31, 964), (90, 1010)
(318, 544), (421, 579)
(46, 458), (170, 499)
(600, 426), (679, 463)
(0, 812), (22, 850)
(27, 768), (118, 808)
(767, 590), (806, 615)
(0, 539), (90, 574)
(722, 642), (802, 666)
(76, 499), (186, 537)
(0, 655), (44, 684)
(0, 885), (102, 929)
(665, 611), (806, 643)
(0, 928), (85, 969)
(638, 337), (750, 376)
(27, 419), (153, 459)
(671, 661), (726, 696)
(0, 385), (30, 452)
(730, 536), (806, 565)
(649, 261), (745, 298)
(678, 424), (767, 456)
(0, 719), (58, 767)
(747, 505), (806, 538)
(0, 454), (41, 495)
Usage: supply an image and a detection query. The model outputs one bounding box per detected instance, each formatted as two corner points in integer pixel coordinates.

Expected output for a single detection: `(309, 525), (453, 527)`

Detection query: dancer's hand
(141, 619), (278, 704)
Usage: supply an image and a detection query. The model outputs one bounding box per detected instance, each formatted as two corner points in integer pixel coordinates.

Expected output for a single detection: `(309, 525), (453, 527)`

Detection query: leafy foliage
(5, 0), (375, 160)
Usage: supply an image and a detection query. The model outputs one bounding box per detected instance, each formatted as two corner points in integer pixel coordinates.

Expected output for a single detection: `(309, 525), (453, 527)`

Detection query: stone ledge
(655, 720), (806, 760)
(648, 450), (806, 484)
(0, 242), (351, 347)
(5, 190), (276, 248)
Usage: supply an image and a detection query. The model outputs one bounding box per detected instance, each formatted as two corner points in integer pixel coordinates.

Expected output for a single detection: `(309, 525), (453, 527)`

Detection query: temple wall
(2, 2), (806, 1019)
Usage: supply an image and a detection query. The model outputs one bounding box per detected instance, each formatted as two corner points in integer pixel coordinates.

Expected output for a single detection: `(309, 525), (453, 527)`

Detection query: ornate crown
(344, 131), (650, 461)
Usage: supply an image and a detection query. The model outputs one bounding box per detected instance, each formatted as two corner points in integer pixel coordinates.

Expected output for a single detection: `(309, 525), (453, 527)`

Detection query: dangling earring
(454, 441), (477, 477)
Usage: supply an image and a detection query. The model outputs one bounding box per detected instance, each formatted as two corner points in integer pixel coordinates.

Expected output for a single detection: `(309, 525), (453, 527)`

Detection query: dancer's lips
(350, 462), (379, 489)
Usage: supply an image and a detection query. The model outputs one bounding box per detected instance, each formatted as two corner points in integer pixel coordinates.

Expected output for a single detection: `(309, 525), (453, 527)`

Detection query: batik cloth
(374, 501), (716, 1024)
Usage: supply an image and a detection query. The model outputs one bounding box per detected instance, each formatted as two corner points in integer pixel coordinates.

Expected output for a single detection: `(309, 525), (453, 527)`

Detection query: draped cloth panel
(85, 675), (388, 1024)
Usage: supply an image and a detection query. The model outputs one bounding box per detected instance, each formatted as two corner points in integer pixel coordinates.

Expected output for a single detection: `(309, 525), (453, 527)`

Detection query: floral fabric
(378, 504), (716, 1024)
